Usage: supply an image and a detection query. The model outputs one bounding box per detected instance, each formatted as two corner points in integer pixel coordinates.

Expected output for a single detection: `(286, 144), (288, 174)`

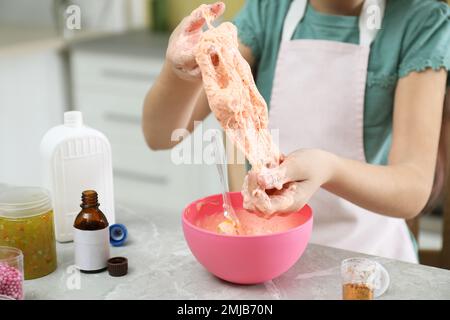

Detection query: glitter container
(341, 257), (390, 300)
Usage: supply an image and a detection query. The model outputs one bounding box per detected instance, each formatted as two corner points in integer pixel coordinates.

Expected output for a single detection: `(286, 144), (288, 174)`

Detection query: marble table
(24, 203), (450, 300)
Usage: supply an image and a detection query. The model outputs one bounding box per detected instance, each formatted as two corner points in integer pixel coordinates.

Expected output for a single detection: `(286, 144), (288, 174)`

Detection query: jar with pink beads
(0, 246), (24, 300)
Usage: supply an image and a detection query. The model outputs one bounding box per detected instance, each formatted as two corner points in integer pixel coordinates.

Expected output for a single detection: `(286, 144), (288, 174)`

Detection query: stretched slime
(195, 21), (280, 170)
(195, 5), (285, 222)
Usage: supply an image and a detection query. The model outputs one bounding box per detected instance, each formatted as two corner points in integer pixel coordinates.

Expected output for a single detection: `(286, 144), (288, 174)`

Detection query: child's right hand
(166, 2), (225, 81)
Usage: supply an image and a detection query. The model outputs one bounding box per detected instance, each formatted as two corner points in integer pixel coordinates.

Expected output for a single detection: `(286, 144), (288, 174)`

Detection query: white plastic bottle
(40, 111), (115, 242)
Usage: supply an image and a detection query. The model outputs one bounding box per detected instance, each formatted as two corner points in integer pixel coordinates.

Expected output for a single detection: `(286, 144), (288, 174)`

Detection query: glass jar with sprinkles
(0, 246), (24, 299)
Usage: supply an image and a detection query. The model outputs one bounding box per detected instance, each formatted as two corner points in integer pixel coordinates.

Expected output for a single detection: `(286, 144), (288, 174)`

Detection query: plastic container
(0, 187), (57, 280)
(40, 111), (115, 242)
(0, 246), (24, 300)
(182, 192), (313, 284)
(341, 257), (390, 300)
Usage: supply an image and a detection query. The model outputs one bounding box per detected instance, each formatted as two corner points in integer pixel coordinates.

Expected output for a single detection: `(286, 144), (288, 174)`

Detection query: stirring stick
(211, 131), (242, 234)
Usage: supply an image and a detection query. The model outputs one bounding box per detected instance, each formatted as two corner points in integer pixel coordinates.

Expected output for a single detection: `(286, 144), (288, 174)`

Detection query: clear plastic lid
(0, 187), (52, 218)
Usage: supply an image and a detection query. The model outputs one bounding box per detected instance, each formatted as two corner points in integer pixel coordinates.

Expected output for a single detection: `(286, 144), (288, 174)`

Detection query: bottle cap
(109, 224), (128, 247)
(64, 111), (83, 128)
(107, 257), (128, 277)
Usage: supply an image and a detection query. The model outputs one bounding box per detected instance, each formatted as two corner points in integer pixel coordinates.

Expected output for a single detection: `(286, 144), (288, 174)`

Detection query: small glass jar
(0, 187), (57, 280)
(341, 257), (390, 300)
(0, 246), (24, 300)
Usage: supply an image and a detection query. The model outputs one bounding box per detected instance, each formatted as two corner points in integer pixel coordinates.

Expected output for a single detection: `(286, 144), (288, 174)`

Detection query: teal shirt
(234, 0), (450, 164)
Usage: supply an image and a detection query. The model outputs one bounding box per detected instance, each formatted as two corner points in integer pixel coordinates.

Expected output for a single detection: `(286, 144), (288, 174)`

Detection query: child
(142, 0), (449, 262)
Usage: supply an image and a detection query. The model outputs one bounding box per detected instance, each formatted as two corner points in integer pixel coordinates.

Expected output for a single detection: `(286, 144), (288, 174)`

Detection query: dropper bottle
(73, 190), (110, 273)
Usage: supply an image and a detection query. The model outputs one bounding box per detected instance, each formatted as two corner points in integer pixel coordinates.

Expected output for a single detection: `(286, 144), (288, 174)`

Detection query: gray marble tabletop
(24, 203), (450, 300)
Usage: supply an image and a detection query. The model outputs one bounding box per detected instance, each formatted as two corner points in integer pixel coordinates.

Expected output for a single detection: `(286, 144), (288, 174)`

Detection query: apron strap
(281, 0), (386, 47)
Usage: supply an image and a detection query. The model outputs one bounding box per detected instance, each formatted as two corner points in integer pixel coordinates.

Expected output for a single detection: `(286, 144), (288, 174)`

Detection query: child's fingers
(259, 154), (307, 190)
(243, 172), (274, 214)
(186, 2), (226, 33)
(257, 167), (287, 190)
(264, 184), (298, 214)
(210, 2), (226, 17)
(282, 181), (313, 213)
(252, 189), (275, 214)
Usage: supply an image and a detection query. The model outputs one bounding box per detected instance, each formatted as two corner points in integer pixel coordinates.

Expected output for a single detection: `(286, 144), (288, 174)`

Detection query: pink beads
(0, 262), (24, 300)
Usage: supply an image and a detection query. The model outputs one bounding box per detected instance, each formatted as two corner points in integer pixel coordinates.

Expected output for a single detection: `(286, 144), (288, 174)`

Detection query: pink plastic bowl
(182, 192), (313, 284)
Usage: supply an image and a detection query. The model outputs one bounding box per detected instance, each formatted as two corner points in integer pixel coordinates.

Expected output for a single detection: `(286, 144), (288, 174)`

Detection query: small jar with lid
(0, 187), (57, 280)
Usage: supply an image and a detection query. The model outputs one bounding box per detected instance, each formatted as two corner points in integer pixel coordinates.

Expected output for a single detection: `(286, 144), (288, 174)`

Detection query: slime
(195, 6), (286, 217)
(196, 208), (308, 236)
(195, 22), (280, 171)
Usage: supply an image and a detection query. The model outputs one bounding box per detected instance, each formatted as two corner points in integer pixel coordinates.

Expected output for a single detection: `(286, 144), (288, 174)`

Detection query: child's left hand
(242, 149), (335, 215)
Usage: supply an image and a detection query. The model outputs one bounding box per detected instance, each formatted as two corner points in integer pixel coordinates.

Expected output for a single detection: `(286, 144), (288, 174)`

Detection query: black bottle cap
(107, 257), (128, 277)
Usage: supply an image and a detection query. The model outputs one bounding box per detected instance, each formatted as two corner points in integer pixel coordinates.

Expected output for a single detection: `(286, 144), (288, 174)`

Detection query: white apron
(269, 0), (417, 262)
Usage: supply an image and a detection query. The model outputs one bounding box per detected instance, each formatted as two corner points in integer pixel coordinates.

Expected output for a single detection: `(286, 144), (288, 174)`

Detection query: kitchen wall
(0, 51), (66, 186)
(0, 0), (148, 32)
(0, 0), (147, 187)
(0, 0), (55, 27)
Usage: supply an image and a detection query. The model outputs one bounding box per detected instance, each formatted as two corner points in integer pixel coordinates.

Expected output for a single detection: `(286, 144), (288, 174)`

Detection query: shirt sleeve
(398, 2), (450, 80)
(233, 0), (267, 61)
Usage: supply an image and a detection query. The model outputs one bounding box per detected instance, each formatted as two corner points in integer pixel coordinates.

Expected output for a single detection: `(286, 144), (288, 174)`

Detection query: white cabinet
(71, 41), (221, 212)
(0, 50), (66, 186)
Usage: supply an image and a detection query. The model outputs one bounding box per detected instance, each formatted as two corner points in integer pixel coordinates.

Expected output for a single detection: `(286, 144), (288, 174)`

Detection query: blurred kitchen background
(0, 0), (446, 256)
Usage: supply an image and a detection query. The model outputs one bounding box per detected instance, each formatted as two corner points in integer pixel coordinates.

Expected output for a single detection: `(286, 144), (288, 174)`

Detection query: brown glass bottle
(73, 190), (110, 273)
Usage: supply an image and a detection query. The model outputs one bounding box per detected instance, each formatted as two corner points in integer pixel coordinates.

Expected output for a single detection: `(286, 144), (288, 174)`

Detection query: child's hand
(242, 170), (298, 215)
(166, 2), (225, 81)
(243, 149), (336, 215)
